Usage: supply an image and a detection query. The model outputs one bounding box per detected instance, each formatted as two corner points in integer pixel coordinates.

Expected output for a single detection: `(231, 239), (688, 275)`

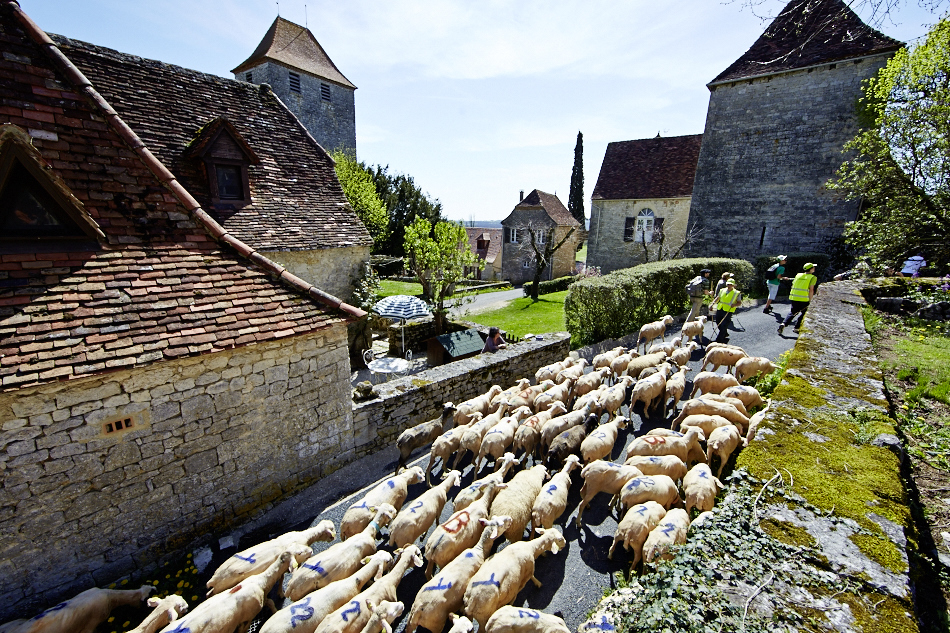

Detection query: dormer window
(185, 117), (260, 208)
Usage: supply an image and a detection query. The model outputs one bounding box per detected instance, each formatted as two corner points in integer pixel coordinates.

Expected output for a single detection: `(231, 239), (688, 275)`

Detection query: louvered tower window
(289, 72), (301, 93)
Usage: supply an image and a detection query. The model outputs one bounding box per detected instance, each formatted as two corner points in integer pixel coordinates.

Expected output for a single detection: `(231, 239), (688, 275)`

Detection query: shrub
(523, 275), (574, 298)
(752, 252), (832, 296)
(564, 257), (753, 346)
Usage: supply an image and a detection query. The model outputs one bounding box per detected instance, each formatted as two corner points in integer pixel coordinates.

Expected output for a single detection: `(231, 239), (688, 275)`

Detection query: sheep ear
(166, 607), (180, 622)
(147, 597), (160, 608)
(550, 542), (560, 555)
(412, 551), (424, 567)
(289, 557), (299, 572)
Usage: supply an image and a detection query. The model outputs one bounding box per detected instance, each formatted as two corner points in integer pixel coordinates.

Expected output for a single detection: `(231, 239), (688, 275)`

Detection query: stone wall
(501, 226), (579, 286)
(266, 244), (370, 302)
(587, 196), (691, 274)
(687, 53), (893, 261)
(0, 326), (355, 617)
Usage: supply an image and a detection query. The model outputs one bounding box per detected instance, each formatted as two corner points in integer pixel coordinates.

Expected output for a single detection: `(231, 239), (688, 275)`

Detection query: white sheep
(554, 359), (588, 384)
(454, 453), (519, 512)
(688, 371), (740, 398)
(628, 369), (670, 418)
(592, 346), (626, 370)
(622, 352), (668, 380)
(706, 424), (743, 478)
(642, 508), (690, 564)
(647, 336), (682, 357)
(536, 358), (575, 384)
(573, 367), (611, 400)
(680, 316), (706, 344)
(608, 500), (667, 570)
(9, 586), (156, 633)
(404, 515), (512, 633)
(626, 426), (705, 463)
(623, 455), (687, 483)
(580, 415), (629, 464)
(572, 385), (608, 416)
(619, 474), (681, 510)
(453, 403), (513, 468)
(600, 376), (635, 419)
(462, 529), (567, 632)
(539, 406), (595, 453)
(575, 460), (643, 526)
(531, 455), (580, 534)
(636, 315), (674, 353)
(514, 403), (567, 459)
(358, 600), (404, 633)
(670, 342), (700, 367)
(206, 519), (335, 596)
(486, 606), (571, 633)
(395, 403), (457, 475)
(533, 378), (574, 413)
(475, 416), (521, 473)
(671, 399), (749, 433)
(701, 346), (748, 374)
(128, 595), (188, 633)
(677, 414), (734, 438)
(340, 467), (424, 540)
(285, 504), (396, 601)
(455, 385), (504, 426)
(425, 480), (505, 578)
(507, 383), (554, 411)
(389, 470), (461, 549)
(490, 464), (549, 542)
(448, 614), (475, 633)
(698, 393), (749, 417)
(720, 385), (765, 410)
(259, 551), (392, 633)
(682, 463), (723, 514)
(608, 352), (638, 382)
(735, 356), (778, 383)
(427, 423), (473, 486)
(745, 398), (772, 446)
(664, 365), (692, 415)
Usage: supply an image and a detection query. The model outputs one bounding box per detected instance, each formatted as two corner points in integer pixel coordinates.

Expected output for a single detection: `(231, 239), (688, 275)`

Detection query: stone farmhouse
(587, 134), (702, 274)
(501, 190), (580, 285)
(0, 1), (371, 615)
(465, 227), (503, 280)
(233, 16), (357, 156)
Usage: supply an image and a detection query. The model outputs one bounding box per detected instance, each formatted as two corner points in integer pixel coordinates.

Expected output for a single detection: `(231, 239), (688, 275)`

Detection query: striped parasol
(371, 295), (431, 355)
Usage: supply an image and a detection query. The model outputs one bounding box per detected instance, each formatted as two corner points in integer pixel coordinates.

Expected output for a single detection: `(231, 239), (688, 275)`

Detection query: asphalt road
(204, 299), (799, 632)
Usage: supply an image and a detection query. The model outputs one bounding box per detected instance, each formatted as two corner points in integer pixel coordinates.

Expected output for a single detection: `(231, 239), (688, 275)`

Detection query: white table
(367, 356), (410, 382)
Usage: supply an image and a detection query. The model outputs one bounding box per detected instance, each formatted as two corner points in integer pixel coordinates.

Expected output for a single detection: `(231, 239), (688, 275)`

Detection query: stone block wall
(588, 197), (691, 274)
(266, 244), (370, 302)
(501, 225), (578, 286)
(687, 53), (893, 261)
(0, 327), (354, 618)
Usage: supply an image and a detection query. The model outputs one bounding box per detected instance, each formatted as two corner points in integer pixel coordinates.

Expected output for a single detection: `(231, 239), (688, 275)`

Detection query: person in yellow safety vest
(778, 263), (818, 335)
(714, 278), (741, 343)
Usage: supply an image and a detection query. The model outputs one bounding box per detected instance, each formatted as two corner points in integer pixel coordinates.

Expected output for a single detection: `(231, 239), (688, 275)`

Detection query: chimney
(519, 190), (524, 202)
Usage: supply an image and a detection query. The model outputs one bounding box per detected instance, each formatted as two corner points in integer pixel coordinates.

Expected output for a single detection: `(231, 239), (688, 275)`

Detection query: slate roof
(592, 134), (703, 201)
(50, 34), (372, 253)
(502, 190), (579, 227)
(0, 2), (359, 391)
(232, 16), (356, 89)
(465, 227), (502, 264)
(711, 0), (902, 85)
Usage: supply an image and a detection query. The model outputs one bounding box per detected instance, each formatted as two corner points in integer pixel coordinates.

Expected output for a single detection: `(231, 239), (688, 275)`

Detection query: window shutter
(623, 217), (636, 242)
(652, 217), (665, 243)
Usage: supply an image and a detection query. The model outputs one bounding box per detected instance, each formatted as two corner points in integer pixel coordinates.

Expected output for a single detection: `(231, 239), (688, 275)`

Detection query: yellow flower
(177, 580), (184, 588)
(108, 617), (114, 622)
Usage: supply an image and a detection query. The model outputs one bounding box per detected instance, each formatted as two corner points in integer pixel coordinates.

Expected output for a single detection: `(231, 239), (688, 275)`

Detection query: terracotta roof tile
(501, 190), (579, 228)
(592, 134), (703, 201)
(465, 227), (503, 264)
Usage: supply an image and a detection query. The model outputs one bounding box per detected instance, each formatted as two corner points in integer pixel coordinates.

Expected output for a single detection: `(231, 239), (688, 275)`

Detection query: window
(215, 165), (243, 200)
(185, 117), (260, 207)
(635, 208), (655, 243)
(537, 230), (547, 244)
(623, 217), (636, 242)
(507, 228), (520, 243)
(476, 238), (488, 250)
(245, 72), (253, 82)
(321, 83), (331, 101)
(522, 258), (532, 268)
(289, 72), (301, 93)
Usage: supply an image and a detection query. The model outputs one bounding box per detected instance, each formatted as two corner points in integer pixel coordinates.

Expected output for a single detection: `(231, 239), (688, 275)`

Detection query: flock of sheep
(1, 315), (777, 633)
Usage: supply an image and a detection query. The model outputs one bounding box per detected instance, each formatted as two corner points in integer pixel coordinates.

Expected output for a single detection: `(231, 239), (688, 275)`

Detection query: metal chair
(399, 350), (413, 378)
(363, 349), (378, 383)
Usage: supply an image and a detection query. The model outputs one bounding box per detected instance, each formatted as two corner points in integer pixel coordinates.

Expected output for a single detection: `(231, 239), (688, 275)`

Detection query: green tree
(331, 150), (388, 252)
(403, 217), (482, 333)
(568, 131), (585, 226)
(829, 17), (950, 268)
(520, 221), (576, 301)
(368, 165), (444, 257)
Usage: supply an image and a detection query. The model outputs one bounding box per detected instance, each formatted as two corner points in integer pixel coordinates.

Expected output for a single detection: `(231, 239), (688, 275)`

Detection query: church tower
(233, 17), (356, 154)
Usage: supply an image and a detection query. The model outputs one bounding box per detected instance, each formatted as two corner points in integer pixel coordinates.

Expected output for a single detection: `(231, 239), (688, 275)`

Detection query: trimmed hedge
(564, 257), (754, 346)
(752, 252), (832, 297)
(523, 275), (575, 298)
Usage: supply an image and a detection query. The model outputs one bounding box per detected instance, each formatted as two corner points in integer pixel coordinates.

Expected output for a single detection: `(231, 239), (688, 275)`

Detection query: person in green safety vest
(713, 278), (741, 343)
(778, 263), (818, 335)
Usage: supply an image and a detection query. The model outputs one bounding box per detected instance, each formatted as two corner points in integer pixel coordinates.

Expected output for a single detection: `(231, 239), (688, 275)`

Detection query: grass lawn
(467, 290), (568, 341)
(378, 280), (424, 297)
(576, 242), (587, 263)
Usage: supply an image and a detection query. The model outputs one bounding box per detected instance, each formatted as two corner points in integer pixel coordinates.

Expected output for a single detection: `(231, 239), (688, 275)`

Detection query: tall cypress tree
(568, 131), (585, 226)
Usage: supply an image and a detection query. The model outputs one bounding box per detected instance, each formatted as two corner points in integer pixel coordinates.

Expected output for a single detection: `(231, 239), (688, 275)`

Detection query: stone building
(233, 16), (357, 156)
(501, 190), (580, 285)
(0, 2), (369, 617)
(687, 0), (902, 260)
(588, 134), (702, 274)
(465, 227), (503, 280)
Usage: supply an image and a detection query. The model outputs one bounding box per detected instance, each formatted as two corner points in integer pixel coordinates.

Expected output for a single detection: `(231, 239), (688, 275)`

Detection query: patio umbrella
(371, 295), (431, 355)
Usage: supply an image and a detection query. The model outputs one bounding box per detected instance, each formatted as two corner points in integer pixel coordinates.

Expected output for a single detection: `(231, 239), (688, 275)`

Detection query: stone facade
(502, 224), (579, 286)
(588, 196), (692, 274)
(0, 327), (353, 616)
(266, 244), (370, 301)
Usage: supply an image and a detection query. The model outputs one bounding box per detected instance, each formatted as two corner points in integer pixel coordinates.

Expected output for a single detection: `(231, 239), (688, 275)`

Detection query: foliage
(368, 164), (444, 257)
(751, 252), (832, 296)
(745, 350), (789, 398)
(829, 17), (950, 269)
(350, 263), (381, 311)
(98, 554), (200, 633)
(523, 275), (575, 298)
(403, 218), (482, 333)
(467, 291), (568, 342)
(568, 131), (585, 225)
(517, 220), (577, 301)
(893, 324), (950, 406)
(564, 257), (753, 346)
(331, 150), (389, 252)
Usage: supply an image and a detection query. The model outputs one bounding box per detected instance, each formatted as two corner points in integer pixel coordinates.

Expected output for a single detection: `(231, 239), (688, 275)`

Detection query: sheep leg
(530, 575), (542, 588)
(425, 454), (437, 487)
(607, 537), (619, 559)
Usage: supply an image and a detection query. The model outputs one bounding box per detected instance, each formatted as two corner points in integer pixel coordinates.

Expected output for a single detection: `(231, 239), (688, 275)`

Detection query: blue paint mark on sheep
(597, 616), (615, 630)
(302, 561), (327, 576)
(545, 484), (558, 495)
(465, 552), (474, 558)
(634, 505), (648, 516)
(233, 552), (256, 564)
(698, 469), (709, 479)
(32, 602), (69, 620)
(472, 573), (501, 587)
(661, 522), (676, 536)
(518, 610), (540, 619)
(425, 578), (453, 591)
(168, 623), (191, 633)
(290, 597), (314, 628)
(341, 601), (362, 621)
(409, 501), (424, 514)
(387, 480), (396, 489)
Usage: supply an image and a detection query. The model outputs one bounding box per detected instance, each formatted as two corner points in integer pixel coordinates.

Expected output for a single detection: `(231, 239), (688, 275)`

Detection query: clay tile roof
(232, 16), (356, 89)
(502, 190), (579, 227)
(711, 0), (902, 85)
(50, 34), (372, 253)
(592, 134), (702, 200)
(465, 227), (502, 264)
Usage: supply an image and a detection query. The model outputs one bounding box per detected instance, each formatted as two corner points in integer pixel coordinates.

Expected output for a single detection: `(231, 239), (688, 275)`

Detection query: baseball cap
(804, 262), (817, 269)
(700, 268), (711, 274)
(726, 278), (736, 285)
(777, 255), (787, 261)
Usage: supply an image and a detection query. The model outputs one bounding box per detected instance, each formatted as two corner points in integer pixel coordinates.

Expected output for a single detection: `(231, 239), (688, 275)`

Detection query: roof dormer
(185, 117), (260, 208)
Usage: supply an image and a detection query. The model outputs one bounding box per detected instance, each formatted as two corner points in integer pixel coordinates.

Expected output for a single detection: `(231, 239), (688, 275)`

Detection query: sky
(22, 0), (944, 223)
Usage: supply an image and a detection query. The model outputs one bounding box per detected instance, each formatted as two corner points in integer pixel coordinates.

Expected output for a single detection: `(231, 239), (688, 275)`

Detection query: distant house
(501, 190), (580, 285)
(588, 135), (702, 274)
(465, 227), (503, 280)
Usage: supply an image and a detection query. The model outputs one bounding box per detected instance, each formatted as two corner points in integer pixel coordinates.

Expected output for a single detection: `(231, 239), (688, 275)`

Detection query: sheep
(628, 369), (671, 418)
(592, 346), (626, 370)
(642, 508), (690, 564)
(682, 463), (723, 514)
(490, 464), (549, 542)
(389, 470), (461, 549)
(405, 516), (512, 633)
(671, 399), (749, 433)
(533, 378), (574, 413)
(514, 403), (567, 459)
(453, 403), (513, 468)
(358, 600), (404, 633)
(636, 315), (674, 353)
(425, 480), (505, 578)
(677, 414), (734, 438)
(314, 546), (423, 633)
(664, 365), (692, 415)
(701, 347), (748, 374)
(539, 406), (595, 453)
(340, 467), (425, 540)
(448, 614), (476, 633)
(706, 424), (743, 478)
(160, 551), (294, 633)
(536, 358), (575, 384)
(688, 371), (739, 398)
(680, 316), (706, 345)
(5, 586), (156, 633)
(705, 342), (747, 353)
(721, 385), (765, 410)
(396, 403), (457, 475)
(491, 379), (533, 411)
(744, 398), (772, 446)
(531, 455), (580, 534)
(454, 453), (519, 511)
(427, 424), (473, 486)
(285, 504), (396, 601)
(670, 342), (700, 367)
(580, 415), (629, 463)
(625, 427), (705, 464)
(619, 474), (681, 510)
(623, 455), (687, 483)
(573, 367), (611, 400)
(637, 360), (673, 380)
(462, 529), (567, 632)
(554, 359), (588, 384)
(608, 500), (667, 570)
(128, 595), (188, 633)
(623, 352), (668, 380)
(206, 519), (335, 596)
(545, 413), (599, 470)
(572, 385), (608, 415)
(698, 393), (749, 417)
(507, 382), (554, 411)
(647, 336), (682, 356)
(600, 376), (635, 419)
(475, 416), (521, 473)
(486, 606), (571, 633)
(455, 385), (504, 426)
(575, 460), (643, 526)
(259, 551), (393, 633)
(735, 356), (778, 383)
(608, 352), (638, 382)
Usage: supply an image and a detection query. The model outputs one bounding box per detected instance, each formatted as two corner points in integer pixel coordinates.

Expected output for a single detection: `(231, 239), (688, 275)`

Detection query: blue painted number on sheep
(409, 500), (424, 514)
(424, 577), (453, 591)
(472, 573), (501, 587)
(661, 522), (676, 536)
(518, 610), (540, 619)
(290, 597), (314, 628)
(302, 560), (327, 576)
(233, 552), (256, 564)
(545, 484), (557, 495)
(341, 600), (362, 621)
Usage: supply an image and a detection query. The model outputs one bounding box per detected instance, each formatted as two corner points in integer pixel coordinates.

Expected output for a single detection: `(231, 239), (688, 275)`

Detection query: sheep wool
(491, 464), (549, 542)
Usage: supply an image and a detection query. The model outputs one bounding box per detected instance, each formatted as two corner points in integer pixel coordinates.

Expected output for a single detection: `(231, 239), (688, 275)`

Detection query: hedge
(752, 252), (832, 297)
(523, 275), (575, 297)
(564, 257), (754, 346)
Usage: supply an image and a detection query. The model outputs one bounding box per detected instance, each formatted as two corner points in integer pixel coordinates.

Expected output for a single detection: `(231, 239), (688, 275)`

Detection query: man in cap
(685, 268), (712, 322)
(779, 263), (818, 335)
(713, 277), (741, 343)
(762, 255), (788, 314)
